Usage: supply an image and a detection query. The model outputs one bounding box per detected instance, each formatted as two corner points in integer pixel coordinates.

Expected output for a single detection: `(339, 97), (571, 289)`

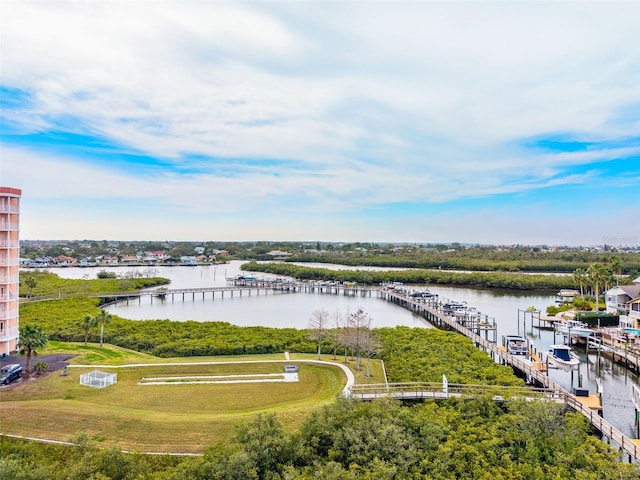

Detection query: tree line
(241, 261), (581, 291)
(287, 250), (640, 274)
(2, 397), (637, 479)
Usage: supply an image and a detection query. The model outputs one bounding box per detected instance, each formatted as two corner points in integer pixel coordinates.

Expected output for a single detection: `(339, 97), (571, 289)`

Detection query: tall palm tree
(18, 323), (48, 378)
(587, 263), (608, 313)
(23, 276), (37, 298)
(605, 255), (622, 287)
(77, 314), (98, 345)
(573, 268), (587, 298)
(96, 309), (112, 348)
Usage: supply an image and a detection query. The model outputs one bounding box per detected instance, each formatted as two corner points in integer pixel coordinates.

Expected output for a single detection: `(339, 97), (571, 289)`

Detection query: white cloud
(2, 1), (639, 243)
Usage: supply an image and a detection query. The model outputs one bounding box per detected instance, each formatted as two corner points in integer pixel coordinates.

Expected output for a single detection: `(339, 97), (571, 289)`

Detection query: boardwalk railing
(20, 281), (376, 304)
(379, 289), (640, 463)
(350, 382), (565, 402)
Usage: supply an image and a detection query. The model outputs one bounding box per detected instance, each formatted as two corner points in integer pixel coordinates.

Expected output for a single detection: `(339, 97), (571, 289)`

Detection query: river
(48, 261), (639, 437)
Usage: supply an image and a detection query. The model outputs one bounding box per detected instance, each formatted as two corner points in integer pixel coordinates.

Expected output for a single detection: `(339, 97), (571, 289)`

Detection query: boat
(503, 335), (528, 356)
(555, 289), (580, 303)
(555, 319), (595, 339)
(545, 344), (580, 371)
(441, 301), (467, 315)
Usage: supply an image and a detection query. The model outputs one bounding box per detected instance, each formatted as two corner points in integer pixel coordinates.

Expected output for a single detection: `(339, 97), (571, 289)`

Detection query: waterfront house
(30, 257), (52, 268)
(180, 255), (198, 265)
(56, 255), (77, 266)
(605, 277), (640, 328)
(627, 297), (640, 329)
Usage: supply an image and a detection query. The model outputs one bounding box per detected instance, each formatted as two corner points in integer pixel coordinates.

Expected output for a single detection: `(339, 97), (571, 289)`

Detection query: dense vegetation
(287, 248), (640, 274)
(376, 327), (522, 385)
(19, 270), (169, 299)
(241, 261), (579, 291)
(21, 298), (316, 357)
(2, 398), (637, 479)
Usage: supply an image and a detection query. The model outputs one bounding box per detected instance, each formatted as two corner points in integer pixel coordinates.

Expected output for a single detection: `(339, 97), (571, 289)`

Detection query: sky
(1, 1), (639, 246)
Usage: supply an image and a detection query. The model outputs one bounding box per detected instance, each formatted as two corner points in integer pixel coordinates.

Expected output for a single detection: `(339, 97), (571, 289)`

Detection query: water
(48, 261), (639, 437)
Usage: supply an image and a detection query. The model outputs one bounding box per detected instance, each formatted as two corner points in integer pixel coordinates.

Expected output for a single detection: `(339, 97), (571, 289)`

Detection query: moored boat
(545, 344), (580, 371)
(555, 289), (580, 303)
(504, 335), (528, 356)
(555, 319), (595, 339)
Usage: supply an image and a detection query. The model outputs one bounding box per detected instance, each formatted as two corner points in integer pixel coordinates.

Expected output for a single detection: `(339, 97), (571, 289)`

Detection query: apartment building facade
(0, 187), (21, 356)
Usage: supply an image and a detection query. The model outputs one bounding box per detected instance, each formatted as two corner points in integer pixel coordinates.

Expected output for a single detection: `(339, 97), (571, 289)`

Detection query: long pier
(376, 289), (640, 463)
(21, 279), (375, 305)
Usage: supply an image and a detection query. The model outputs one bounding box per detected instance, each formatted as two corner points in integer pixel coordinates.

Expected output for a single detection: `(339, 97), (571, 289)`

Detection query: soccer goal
(79, 370), (117, 388)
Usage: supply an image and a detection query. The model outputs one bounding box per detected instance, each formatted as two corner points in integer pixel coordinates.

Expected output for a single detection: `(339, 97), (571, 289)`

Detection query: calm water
(48, 261), (639, 437)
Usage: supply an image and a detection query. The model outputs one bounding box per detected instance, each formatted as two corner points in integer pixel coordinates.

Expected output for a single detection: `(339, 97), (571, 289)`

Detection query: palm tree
(605, 255), (622, 287)
(77, 315), (98, 345)
(18, 324), (48, 378)
(587, 263), (608, 313)
(573, 268), (588, 298)
(23, 276), (37, 298)
(96, 309), (112, 348)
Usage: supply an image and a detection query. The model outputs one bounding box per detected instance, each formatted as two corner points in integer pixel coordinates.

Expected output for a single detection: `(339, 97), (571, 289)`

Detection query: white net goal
(79, 370), (117, 388)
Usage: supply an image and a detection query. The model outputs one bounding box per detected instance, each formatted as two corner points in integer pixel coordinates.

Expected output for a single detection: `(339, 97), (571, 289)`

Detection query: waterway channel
(49, 261), (639, 437)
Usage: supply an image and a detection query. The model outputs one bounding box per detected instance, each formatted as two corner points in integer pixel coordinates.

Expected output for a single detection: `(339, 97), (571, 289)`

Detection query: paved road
(1, 354), (76, 373)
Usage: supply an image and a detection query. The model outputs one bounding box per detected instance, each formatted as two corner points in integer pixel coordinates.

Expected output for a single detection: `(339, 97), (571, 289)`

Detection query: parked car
(0, 364), (23, 385)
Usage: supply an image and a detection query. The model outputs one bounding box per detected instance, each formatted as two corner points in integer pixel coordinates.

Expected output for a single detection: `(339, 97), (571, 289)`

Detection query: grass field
(0, 343), (384, 453)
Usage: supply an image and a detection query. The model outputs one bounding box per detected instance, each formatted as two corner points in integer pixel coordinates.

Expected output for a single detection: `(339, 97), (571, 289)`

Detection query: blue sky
(1, 1), (639, 245)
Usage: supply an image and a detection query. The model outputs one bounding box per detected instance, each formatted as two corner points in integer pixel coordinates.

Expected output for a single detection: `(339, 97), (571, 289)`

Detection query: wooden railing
(378, 289), (640, 462)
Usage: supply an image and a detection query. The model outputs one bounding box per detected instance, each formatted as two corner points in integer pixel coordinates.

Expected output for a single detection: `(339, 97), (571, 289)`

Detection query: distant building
(267, 250), (292, 259)
(0, 187), (21, 356)
(56, 255), (77, 266)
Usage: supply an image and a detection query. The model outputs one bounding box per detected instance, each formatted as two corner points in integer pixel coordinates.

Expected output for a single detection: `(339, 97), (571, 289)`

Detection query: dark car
(0, 364), (23, 385)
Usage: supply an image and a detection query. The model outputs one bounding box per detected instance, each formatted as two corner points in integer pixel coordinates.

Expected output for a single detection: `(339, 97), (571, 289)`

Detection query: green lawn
(1, 343), (383, 453)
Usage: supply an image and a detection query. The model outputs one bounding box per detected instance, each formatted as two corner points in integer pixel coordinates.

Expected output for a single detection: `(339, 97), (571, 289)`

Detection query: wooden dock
(377, 289), (640, 463)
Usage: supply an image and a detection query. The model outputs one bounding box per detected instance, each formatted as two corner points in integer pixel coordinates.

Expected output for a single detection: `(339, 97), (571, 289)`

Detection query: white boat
(555, 289), (579, 303)
(504, 335), (528, 356)
(545, 344), (580, 371)
(555, 320), (595, 339)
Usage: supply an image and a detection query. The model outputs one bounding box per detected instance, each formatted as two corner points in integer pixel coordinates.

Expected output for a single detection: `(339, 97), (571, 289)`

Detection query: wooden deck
(575, 394), (604, 412)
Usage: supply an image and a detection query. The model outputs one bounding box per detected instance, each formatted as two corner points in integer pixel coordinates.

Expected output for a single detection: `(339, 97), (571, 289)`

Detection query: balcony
(0, 293), (18, 301)
(0, 276), (19, 284)
(0, 241), (19, 248)
(0, 309), (18, 321)
(0, 327), (19, 339)
(0, 258), (19, 267)
(0, 223), (19, 231)
(0, 205), (19, 214)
